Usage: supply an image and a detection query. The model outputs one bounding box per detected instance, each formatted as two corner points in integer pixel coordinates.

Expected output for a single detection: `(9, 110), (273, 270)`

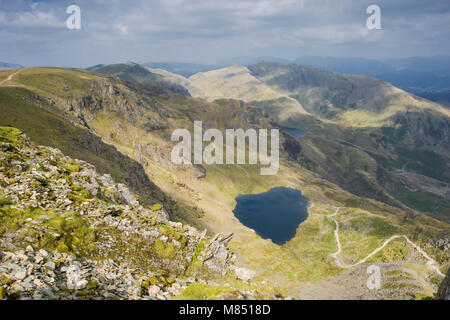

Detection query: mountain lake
(233, 187), (309, 245)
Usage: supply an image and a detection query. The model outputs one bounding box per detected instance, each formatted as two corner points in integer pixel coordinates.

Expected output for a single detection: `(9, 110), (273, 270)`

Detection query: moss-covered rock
(153, 239), (176, 260)
(151, 204), (162, 212)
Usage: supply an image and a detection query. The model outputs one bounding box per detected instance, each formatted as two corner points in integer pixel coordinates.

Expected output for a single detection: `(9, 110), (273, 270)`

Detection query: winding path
(0, 69), (21, 85)
(327, 207), (444, 276)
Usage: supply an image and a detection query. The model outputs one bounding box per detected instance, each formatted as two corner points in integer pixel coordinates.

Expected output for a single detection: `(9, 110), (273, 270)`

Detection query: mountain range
(0, 62), (23, 70)
(0, 61), (448, 300)
(141, 56), (450, 107)
(294, 56), (450, 107)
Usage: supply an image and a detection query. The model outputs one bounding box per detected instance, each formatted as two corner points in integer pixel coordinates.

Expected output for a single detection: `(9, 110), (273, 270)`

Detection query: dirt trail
(0, 69), (22, 85)
(327, 207), (444, 276)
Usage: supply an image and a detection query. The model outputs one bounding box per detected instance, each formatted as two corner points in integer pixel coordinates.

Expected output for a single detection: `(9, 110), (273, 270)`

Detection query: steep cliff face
(0, 127), (270, 300)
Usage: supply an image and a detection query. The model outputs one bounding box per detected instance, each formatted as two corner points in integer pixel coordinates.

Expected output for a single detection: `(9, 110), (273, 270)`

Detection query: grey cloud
(0, 0), (449, 67)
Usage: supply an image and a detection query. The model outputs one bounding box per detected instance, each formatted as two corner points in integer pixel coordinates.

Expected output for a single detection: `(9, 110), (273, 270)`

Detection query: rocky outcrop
(200, 234), (235, 278)
(0, 127), (270, 300)
(436, 269), (450, 300)
(234, 267), (256, 282)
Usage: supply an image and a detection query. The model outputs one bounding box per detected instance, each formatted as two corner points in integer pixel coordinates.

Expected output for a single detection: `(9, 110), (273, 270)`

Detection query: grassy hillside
(88, 62), (190, 96)
(0, 85), (203, 228)
(280, 111), (450, 220)
(247, 62), (450, 127)
(188, 65), (308, 121)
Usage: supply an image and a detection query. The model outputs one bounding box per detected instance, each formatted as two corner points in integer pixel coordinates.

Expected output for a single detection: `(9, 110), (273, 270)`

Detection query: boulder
(116, 184), (139, 207)
(436, 269), (450, 300)
(235, 267), (256, 282)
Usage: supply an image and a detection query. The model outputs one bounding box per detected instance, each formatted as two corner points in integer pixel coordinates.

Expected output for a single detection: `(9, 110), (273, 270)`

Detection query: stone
(14, 268), (27, 280)
(39, 288), (55, 299)
(76, 279), (88, 290)
(147, 285), (160, 296)
(116, 184), (139, 207)
(21, 279), (34, 289)
(436, 269), (450, 300)
(235, 267), (256, 282)
(33, 279), (43, 287)
(32, 293), (43, 300)
(11, 284), (25, 292)
(44, 261), (56, 270)
(66, 265), (81, 290)
(79, 169), (101, 197)
(34, 256), (43, 264)
(167, 284), (183, 296)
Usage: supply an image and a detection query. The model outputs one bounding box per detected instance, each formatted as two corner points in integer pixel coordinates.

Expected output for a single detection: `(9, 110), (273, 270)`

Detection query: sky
(0, 0), (449, 67)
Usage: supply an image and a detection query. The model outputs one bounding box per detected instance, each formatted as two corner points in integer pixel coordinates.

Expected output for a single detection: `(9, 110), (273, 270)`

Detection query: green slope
(88, 62), (191, 96)
(247, 62), (450, 126)
(0, 86), (203, 228)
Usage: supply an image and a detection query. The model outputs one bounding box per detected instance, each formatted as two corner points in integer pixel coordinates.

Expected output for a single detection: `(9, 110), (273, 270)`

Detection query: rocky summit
(0, 127), (273, 300)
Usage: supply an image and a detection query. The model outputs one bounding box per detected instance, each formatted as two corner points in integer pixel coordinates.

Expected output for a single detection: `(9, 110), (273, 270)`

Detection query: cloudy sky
(0, 0), (449, 67)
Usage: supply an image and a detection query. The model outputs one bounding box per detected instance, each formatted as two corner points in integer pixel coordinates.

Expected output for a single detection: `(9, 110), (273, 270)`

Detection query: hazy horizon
(4, 54), (450, 70)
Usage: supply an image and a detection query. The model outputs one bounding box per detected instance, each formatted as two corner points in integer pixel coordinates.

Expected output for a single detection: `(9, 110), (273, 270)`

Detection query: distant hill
(0, 62), (23, 70)
(188, 62), (449, 127)
(144, 56), (450, 107)
(295, 56), (450, 106)
(217, 56), (291, 67)
(142, 62), (217, 77)
(142, 59), (291, 77)
(247, 62), (448, 125)
(188, 65), (308, 121)
(87, 62), (191, 96)
(294, 56), (393, 75)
